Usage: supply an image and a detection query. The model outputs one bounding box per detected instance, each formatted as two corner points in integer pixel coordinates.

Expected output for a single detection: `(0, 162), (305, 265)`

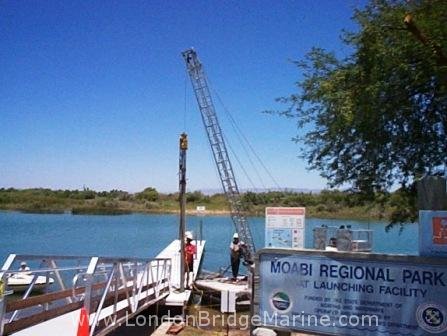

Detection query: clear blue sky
(0, 0), (364, 193)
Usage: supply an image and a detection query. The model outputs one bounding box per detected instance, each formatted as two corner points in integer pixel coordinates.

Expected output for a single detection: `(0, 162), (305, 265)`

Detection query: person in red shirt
(184, 232), (196, 289)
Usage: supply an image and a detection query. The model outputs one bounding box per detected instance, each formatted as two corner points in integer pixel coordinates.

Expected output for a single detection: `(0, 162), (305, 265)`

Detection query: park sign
(265, 207), (305, 249)
(419, 210), (447, 257)
(256, 249), (447, 335)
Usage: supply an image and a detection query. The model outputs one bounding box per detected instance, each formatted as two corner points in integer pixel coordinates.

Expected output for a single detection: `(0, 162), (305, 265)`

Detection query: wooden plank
(4, 279), (169, 335)
(7, 276), (168, 312)
(6, 281), (106, 312)
(4, 301), (84, 335)
(152, 322), (173, 336)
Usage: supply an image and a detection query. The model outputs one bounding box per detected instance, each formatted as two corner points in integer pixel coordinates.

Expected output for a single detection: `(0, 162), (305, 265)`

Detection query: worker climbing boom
(182, 48), (255, 263)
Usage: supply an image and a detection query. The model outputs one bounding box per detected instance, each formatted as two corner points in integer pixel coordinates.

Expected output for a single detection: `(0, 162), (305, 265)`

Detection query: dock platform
(194, 276), (251, 310)
(195, 278), (250, 297)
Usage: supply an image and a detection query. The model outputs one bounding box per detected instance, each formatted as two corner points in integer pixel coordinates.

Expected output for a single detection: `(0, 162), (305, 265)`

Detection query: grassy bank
(0, 187), (400, 221)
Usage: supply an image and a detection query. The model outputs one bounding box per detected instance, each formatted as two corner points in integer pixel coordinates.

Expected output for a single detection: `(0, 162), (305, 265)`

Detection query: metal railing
(0, 254), (171, 336)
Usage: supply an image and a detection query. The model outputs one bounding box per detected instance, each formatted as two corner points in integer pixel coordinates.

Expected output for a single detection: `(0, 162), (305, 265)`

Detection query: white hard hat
(185, 231), (193, 240)
(233, 233), (239, 239)
(20, 262), (27, 266)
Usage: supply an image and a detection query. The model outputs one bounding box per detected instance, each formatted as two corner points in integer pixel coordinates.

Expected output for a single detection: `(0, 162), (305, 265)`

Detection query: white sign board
(419, 210), (447, 257)
(196, 205), (206, 216)
(258, 250), (447, 335)
(265, 207), (305, 249)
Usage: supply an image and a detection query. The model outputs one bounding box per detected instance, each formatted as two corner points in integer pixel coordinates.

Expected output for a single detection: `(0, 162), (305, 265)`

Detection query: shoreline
(0, 188), (400, 223)
(0, 207), (388, 222)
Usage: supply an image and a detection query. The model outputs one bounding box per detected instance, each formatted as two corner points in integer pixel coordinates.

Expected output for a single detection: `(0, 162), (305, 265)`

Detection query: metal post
(132, 261), (138, 312)
(84, 257), (99, 315)
(196, 221), (199, 250)
(118, 263), (132, 310)
(0, 281), (6, 336)
(48, 259), (73, 304)
(44, 271), (50, 311)
(179, 133), (188, 292)
(89, 266), (116, 336)
(0, 254), (16, 335)
(249, 264), (257, 336)
(200, 218), (203, 245)
(9, 274), (40, 322)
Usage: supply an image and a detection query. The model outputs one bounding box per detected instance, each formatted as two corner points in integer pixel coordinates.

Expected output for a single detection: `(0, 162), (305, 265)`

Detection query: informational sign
(196, 205), (206, 216)
(258, 250), (447, 335)
(419, 210), (447, 257)
(265, 207), (305, 249)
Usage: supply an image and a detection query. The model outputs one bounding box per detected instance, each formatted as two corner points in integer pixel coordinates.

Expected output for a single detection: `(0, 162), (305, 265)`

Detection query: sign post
(196, 205), (206, 246)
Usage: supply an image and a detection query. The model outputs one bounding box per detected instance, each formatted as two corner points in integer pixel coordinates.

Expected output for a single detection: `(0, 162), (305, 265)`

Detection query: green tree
(136, 187), (159, 202)
(275, 0), (447, 223)
(185, 190), (205, 203)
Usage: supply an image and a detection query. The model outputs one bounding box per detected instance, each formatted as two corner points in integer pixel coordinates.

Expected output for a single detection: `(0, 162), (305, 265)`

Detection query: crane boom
(182, 48), (255, 263)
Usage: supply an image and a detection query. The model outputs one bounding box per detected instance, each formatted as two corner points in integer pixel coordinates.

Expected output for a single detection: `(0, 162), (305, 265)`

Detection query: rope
(223, 133), (257, 190)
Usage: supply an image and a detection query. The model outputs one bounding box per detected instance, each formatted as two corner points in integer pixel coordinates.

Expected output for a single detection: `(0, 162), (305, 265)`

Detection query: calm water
(0, 211), (418, 272)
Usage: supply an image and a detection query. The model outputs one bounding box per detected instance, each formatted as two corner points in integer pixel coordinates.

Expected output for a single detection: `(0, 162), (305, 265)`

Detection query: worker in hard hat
(184, 232), (196, 289)
(229, 233), (245, 282)
(18, 261), (31, 275)
(19, 262), (30, 272)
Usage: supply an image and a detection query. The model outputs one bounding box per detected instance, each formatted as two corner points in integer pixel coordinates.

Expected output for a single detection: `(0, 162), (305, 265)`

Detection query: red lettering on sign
(266, 207), (305, 216)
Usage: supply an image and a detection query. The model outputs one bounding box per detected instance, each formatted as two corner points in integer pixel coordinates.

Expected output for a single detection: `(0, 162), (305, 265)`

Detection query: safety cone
(77, 307), (90, 336)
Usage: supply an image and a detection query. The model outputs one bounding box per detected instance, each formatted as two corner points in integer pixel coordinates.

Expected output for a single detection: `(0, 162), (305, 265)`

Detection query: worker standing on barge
(230, 233), (245, 282)
(184, 232), (196, 289)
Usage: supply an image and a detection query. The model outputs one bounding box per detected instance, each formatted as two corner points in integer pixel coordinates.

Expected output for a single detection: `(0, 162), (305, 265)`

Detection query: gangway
(0, 254), (171, 336)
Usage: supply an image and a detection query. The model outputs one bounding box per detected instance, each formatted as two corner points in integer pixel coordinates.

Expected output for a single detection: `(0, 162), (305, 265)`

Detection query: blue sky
(0, 0), (364, 193)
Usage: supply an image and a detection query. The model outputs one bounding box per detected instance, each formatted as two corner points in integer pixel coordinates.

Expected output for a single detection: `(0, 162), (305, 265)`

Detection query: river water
(0, 211), (418, 272)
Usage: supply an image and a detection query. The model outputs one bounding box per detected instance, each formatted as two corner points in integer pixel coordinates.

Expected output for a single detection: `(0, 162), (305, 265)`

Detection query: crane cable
(184, 70), (254, 192)
(208, 78), (281, 190)
(223, 133), (258, 190)
(223, 108), (267, 190)
(208, 82), (266, 190)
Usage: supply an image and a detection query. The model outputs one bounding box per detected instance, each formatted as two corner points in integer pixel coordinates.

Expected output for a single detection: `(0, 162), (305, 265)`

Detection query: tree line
(0, 187), (408, 223)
